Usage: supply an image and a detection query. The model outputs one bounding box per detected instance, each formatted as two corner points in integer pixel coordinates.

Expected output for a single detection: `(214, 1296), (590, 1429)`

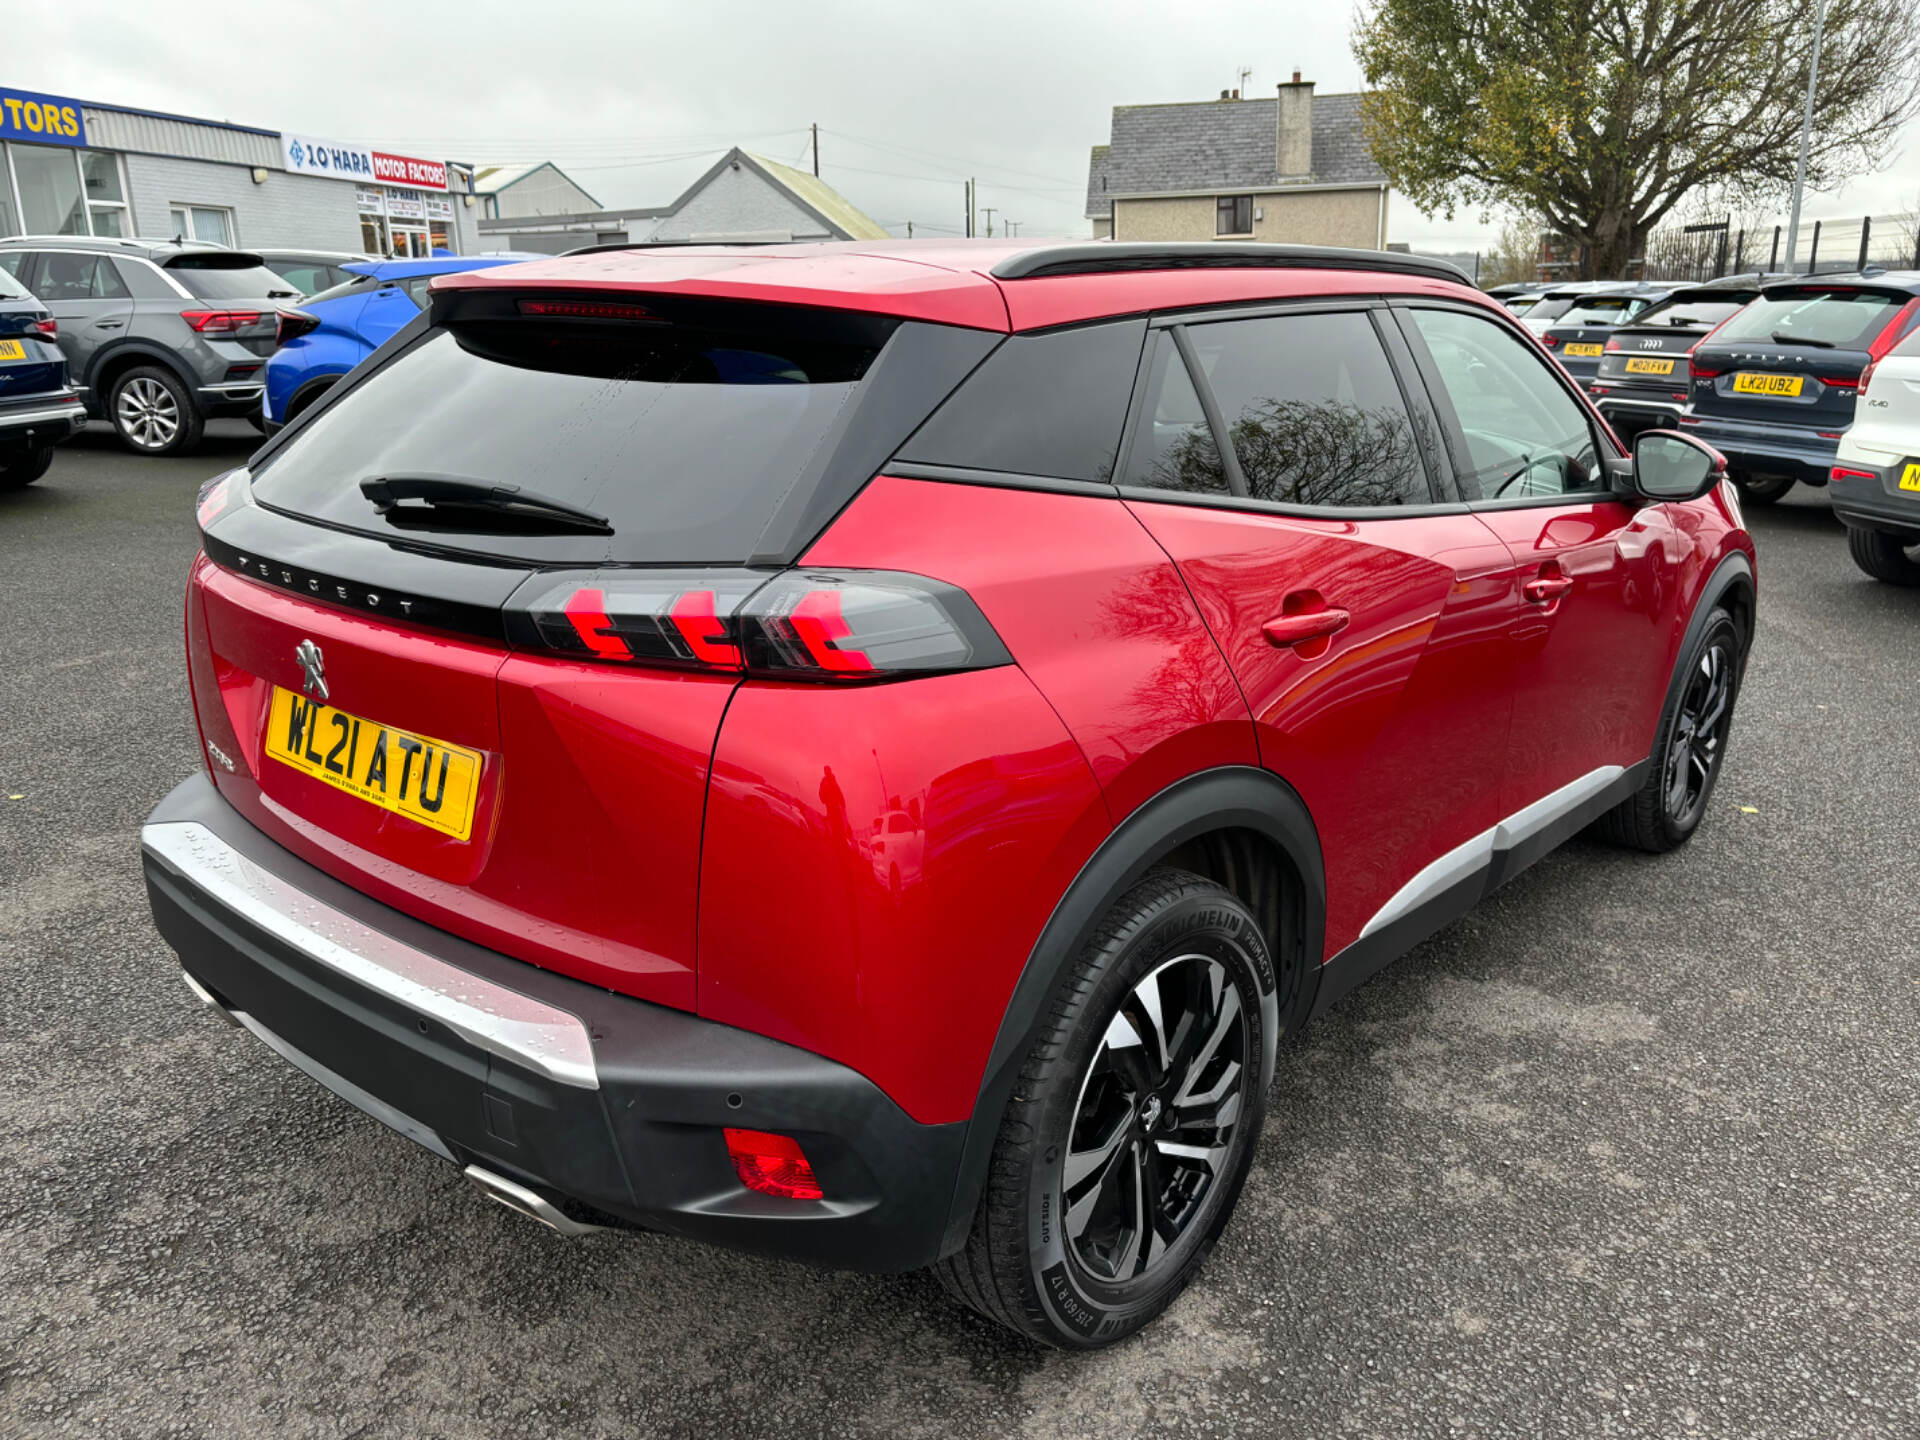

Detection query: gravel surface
(2, 428), (1916, 1439)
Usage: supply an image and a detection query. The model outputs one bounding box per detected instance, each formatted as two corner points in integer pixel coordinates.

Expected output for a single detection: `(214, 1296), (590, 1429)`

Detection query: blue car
(262, 257), (530, 430)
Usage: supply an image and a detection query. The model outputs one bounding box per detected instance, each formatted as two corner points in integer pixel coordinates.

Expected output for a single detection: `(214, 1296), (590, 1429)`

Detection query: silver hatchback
(0, 235), (299, 455)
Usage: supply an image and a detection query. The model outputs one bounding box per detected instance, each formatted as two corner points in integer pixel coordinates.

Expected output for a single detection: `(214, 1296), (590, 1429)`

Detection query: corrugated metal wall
(82, 108), (280, 168)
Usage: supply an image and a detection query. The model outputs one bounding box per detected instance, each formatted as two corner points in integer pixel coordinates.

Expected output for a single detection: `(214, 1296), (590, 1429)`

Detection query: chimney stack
(1276, 73), (1314, 177)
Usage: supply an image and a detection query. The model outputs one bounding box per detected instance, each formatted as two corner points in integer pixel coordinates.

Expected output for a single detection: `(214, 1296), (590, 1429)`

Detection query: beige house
(1086, 75), (1388, 248)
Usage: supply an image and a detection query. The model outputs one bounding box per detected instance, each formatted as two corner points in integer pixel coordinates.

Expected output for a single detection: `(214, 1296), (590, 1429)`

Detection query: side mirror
(1632, 430), (1726, 502)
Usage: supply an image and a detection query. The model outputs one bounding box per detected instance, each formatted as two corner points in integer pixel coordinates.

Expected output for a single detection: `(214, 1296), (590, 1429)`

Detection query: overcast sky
(15, 0), (1920, 253)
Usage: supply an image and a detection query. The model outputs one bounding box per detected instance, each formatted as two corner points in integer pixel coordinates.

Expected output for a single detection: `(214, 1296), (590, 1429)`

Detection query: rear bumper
(140, 773), (965, 1272)
(1681, 416), (1838, 486)
(0, 392), (86, 444)
(197, 380), (266, 416)
(1829, 463), (1920, 539)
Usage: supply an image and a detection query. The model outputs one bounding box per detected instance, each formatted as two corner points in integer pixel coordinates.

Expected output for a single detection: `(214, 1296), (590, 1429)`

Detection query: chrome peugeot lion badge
(295, 639), (329, 702)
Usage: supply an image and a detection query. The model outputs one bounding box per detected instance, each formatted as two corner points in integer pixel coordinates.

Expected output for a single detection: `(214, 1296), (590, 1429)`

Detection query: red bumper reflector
(724, 1128), (824, 1200)
(1831, 467), (1877, 483)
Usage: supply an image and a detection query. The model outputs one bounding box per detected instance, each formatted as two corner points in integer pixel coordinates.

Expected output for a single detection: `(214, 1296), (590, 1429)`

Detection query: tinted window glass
(1408, 308), (1602, 500)
(1632, 296), (1745, 328)
(1184, 311), (1428, 507)
(897, 319), (1143, 482)
(0, 251), (28, 283)
(0, 264), (29, 300)
(251, 315), (886, 565)
(1525, 296), (1577, 322)
(269, 262), (332, 295)
(34, 252), (117, 302)
(1119, 330), (1227, 494)
(1711, 289), (1904, 349)
(1558, 297), (1641, 326)
(306, 272), (378, 306)
(165, 257), (298, 300)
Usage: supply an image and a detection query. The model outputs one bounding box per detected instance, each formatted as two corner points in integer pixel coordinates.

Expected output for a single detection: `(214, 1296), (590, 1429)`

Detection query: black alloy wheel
(1595, 606), (1745, 853)
(1663, 634), (1736, 832)
(1062, 952), (1248, 1286)
(937, 868), (1289, 1348)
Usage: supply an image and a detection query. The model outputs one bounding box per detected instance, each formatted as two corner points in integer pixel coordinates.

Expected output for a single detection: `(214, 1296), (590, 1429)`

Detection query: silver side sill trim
(198, 382), (265, 397)
(1358, 765), (1625, 940)
(145, 820), (598, 1089)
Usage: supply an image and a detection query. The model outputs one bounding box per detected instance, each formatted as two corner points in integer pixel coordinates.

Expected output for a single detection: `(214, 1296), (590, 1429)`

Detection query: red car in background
(142, 239), (1755, 1348)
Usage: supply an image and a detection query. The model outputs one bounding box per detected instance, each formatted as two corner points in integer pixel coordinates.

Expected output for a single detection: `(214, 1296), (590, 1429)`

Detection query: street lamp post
(1784, 0), (1829, 270)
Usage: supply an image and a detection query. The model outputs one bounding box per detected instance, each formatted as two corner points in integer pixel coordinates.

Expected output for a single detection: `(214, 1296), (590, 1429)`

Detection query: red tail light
(723, 1129), (823, 1200)
(181, 309), (264, 335)
(1857, 359), (1880, 395)
(1831, 466), (1878, 483)
(29, 316), (56, 339)
(510, 569), (1011, 682)
(1867, 300), (1920, 362)
(1689, 358), (1724, 381)
(1541, 334), (1561, 349)
(1603, 337), (1622, 352)
(276, 308), (321, 345)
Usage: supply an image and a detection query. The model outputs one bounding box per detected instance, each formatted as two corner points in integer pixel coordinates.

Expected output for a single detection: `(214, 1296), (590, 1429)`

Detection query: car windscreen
(1558, 297), (1640, 326)
(1630, 297), (1746, 328)
(1500, 296), (1539, 315)
(165, 255), (300, 300)
(249, 311), (889, 565)
(1712, 289), (1908, 349)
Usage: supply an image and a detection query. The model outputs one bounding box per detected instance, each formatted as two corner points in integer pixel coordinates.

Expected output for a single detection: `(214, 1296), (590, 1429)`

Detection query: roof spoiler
(991, 242), (1472, 286)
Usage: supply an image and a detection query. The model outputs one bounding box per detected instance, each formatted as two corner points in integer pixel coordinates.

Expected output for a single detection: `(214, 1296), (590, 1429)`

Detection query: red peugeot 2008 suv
(143, 240), (1755, 1348)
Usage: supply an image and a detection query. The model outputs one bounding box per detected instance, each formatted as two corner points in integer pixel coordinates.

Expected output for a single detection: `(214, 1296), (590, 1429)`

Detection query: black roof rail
(990, 241), (1473, 286)
(557, 238), (794, 258)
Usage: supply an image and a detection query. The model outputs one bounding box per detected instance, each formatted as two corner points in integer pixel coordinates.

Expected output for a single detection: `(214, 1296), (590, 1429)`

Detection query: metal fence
(1639, 213), (1920, 282)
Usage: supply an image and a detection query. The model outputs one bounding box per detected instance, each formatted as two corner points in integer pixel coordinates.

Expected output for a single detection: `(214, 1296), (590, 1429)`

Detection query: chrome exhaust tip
(181, 968), (241, 1028)
(463, 1164), (604, 1237)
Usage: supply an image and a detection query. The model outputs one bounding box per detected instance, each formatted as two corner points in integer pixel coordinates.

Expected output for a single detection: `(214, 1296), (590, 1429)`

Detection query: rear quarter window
(894, 319), (1146, 483)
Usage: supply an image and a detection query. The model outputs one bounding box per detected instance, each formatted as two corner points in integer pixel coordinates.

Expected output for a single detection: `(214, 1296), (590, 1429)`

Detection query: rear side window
(895, 319), (1144, 482)
(165, 256), (298, 300)
(1179, 311), (1429, 508)
(34, 253), (128, 302)
(251, 307), (892, 565)
(1120, 330), (1228, 494)
(306, 272), (378, 306)
(0, 264), (28, 300)
(1712, 289), (1906, 349)
(112, 258), (182, 300)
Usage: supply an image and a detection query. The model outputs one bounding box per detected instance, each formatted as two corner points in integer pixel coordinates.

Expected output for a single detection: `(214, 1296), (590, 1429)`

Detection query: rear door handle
(1262, 607), (1351, 649)
(1522, 574), (1574, 605)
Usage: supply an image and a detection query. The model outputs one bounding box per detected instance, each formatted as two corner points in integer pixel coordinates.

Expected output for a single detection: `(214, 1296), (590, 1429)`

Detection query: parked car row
(1512, 268), (1920, 583)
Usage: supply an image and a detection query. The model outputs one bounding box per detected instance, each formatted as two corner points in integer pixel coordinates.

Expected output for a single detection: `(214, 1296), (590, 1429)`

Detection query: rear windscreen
(166, 255), (301, 300)
(249, 313), (887, 564)
(1526, 297), (1577, 322)
(1632, 297), (1744, 328)
(1559, 297), (1637, 325)
(1713, 289), (1907, 349)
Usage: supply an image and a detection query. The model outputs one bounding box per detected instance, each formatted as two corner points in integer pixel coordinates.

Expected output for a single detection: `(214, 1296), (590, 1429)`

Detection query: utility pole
(811, 122), (819, 178)
(981, 206), (997, 238)
(1006, 220), (1021, 237)
(1784, 0), (1828, 268)
(906, 220), (913, 238)
(1236, 66), (1252, 98)
(966, 178), (974, 237)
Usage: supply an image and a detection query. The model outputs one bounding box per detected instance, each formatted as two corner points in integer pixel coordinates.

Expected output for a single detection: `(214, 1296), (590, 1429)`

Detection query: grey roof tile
(1085, 91), (1384, 217)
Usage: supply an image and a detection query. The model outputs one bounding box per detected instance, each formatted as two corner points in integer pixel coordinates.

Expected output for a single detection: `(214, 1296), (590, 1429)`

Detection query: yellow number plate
(265, 687), (483, 841)
(1901, 462), (1920, 494)
(1732, 372), (1804, 397)
(1563, 343), (1605, 358)
(0, 339), (25, 361)
(1624, 357), (1675, 375)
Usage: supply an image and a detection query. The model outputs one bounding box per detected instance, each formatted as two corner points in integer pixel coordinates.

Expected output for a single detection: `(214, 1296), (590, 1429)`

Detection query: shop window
(14, 144), (87, 234)
(169, 205), (235, 247)
(1, 144), (130, 239)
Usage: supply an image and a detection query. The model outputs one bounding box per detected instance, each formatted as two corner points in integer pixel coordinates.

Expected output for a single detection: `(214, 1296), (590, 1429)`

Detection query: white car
(1831, 319), (1920, 584)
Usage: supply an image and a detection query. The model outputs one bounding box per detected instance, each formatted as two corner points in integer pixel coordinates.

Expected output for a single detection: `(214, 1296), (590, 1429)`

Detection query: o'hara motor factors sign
(281, 134), (448, 191)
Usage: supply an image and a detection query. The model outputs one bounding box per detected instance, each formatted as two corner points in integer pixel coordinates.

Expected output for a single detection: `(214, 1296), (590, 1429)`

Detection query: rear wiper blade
(359, 474), (612, 532)
(1770, 330), (1835, 348)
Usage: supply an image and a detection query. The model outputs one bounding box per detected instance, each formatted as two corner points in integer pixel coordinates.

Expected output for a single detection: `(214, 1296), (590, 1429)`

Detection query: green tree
(1354, 0), (1920, 279)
